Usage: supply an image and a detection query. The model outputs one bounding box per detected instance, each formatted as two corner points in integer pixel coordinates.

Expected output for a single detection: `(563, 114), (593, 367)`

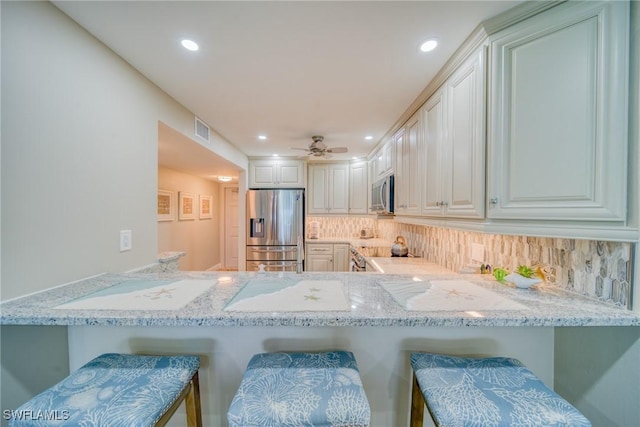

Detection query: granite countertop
(1, 271), (638, 327)
(366, 257), (455, 275)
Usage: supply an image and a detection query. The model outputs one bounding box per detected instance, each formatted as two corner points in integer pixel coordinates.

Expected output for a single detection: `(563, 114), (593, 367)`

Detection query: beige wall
(0, 1), (246, 417)
(1, 1), (246, 301)
(158, 168), (221, 271)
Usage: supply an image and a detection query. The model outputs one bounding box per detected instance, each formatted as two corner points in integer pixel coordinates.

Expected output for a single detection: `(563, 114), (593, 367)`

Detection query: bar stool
(410, 352), (591, 427)
(10, 353), (202, 427)
(228, 351), (371, 427)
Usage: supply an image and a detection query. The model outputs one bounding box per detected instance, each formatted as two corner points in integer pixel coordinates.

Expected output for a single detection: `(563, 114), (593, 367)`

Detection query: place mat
(379, 279), (529, 311)
(225, 279), (350, 312)
(54, 279), (214, 311)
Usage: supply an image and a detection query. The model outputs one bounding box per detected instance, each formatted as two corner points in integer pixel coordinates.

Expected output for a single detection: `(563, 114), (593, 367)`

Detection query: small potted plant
(506, 265), (543, 289)
(493, 265), (544, 289)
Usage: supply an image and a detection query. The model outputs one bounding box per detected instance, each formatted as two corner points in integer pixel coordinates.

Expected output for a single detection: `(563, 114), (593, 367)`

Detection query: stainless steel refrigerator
(246, 189), (304, 272)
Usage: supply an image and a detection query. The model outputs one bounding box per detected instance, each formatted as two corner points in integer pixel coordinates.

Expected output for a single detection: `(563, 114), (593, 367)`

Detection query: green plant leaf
(493, 268), (508, 282)
(516, 265), (535, 278)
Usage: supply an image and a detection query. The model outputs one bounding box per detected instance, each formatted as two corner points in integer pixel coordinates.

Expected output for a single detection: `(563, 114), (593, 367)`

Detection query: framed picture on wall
(157, 190), (174, 221)
(199, 195), (213, 219)
(178, 192), (196, 220)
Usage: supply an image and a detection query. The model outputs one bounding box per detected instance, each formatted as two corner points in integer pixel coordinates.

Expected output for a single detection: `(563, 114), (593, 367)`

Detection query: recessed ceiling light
(218, 176), (232, 182)
(272, 154), (279, 157)
(419, 39), (438, 53)
(181, 39), (199, 51)
(365, 135), (373, 140)
(258, 135), (267, 140)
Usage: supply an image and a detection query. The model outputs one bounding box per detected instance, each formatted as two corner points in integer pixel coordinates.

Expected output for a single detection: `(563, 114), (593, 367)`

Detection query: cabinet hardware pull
(489, 197), (498, 205)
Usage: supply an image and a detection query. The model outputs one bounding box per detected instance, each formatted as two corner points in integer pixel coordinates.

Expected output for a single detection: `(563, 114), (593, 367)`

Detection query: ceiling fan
(291, 136), (348, 158)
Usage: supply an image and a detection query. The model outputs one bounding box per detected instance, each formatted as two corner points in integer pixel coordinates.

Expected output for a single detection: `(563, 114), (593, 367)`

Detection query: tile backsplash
(307, 216), (634, 308)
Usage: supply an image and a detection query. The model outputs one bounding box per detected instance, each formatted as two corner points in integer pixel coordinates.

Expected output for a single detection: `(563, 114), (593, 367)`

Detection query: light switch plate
(120, 230), (132, 252)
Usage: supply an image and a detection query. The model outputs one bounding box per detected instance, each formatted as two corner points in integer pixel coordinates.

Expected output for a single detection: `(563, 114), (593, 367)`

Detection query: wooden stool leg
(186, 371), (203, 427)
(410, 373), (425, 427)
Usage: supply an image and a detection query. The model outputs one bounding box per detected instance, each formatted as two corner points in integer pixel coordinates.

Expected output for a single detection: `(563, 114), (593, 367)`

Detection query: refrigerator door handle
(270, 191), (278, 243)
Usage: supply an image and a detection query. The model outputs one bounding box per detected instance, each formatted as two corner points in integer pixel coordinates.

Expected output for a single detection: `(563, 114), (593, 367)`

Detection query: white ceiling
(53, 0), (522, 180)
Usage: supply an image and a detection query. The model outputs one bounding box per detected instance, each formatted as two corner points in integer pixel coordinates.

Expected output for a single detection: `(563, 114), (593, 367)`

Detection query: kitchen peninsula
(2, 270), (638, 426)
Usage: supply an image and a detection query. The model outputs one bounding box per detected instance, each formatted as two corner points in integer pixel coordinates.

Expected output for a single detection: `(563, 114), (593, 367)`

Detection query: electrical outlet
(471, 243), (485, 264)
(120, 230), (132, 252)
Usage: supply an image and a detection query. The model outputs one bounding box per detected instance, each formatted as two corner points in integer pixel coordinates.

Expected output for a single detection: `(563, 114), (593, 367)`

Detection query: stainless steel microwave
(371, 175), (394, 214)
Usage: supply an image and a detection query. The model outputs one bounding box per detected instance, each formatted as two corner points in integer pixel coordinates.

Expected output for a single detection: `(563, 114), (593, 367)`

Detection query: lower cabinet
(305, 243), (350, 272)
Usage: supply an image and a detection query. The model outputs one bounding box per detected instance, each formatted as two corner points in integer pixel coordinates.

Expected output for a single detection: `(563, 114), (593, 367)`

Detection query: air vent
(195, 117), (210, 142)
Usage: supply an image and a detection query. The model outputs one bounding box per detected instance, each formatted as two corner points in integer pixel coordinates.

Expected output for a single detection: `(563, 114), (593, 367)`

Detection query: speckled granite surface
(2, 272), (638, 327)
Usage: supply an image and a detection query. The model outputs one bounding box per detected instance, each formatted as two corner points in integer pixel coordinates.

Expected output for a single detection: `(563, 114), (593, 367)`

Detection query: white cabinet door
(487, 1), (628, 221)
(307, 163), (349, 214)
(372, 139), (394, 180)
(249, 162), (278, 188)
(308, 165), (329, 214)
(421, 47), (485, 219)
(249, 160), (305, 188)
(349, 161), (368, 214)
(421, 89), (446, 216)
(306, 254), (333, 271)
(393, 128), (405, 213)
(328, 164), (349, 214)
(401, 111), (422, 215)
(445, 47), (485, 219)
(278, 160), (306, 187)
(333, 244), (350, 272)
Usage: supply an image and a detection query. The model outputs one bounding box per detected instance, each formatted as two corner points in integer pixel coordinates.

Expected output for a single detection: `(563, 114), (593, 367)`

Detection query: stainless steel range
(349, 246), (391, 272)
(350, 246), (367, 272)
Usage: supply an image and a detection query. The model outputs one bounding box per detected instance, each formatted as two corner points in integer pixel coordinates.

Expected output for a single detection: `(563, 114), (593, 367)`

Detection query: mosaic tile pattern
(307, 216), (377, 240)
(307, 217), (634, 308)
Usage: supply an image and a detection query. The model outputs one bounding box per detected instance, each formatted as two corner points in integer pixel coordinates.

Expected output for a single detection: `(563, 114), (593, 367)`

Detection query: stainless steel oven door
(351, 261), (366, 272)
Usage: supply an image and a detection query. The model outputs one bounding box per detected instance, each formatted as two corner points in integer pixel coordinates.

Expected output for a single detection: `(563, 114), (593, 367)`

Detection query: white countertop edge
(1, 271), (638, 328)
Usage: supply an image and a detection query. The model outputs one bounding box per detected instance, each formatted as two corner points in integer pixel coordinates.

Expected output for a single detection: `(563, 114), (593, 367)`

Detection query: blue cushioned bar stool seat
(228, 351), (371, 427)
(9, 353), (202, 427)
(409, 353), (591, 427)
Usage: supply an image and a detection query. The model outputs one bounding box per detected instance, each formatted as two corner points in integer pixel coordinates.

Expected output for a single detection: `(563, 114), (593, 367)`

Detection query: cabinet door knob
(489, 197), (498, 205)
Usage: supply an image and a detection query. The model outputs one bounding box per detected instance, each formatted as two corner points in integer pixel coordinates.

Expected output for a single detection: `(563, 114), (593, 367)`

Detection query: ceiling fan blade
(290, 147), (310, 151)
(327, 147), (348, 153)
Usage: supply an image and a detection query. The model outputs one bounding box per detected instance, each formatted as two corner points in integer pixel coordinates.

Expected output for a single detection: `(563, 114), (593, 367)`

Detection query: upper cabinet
(349, 161), (368, 214)
(308, 163), (349, 214)
(249, 159), (306, 188)
(370, 139), (394, 181)
(486, 1), (629, 222)
(395, 111), (421, 215)
(422, 47), (486, 219)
